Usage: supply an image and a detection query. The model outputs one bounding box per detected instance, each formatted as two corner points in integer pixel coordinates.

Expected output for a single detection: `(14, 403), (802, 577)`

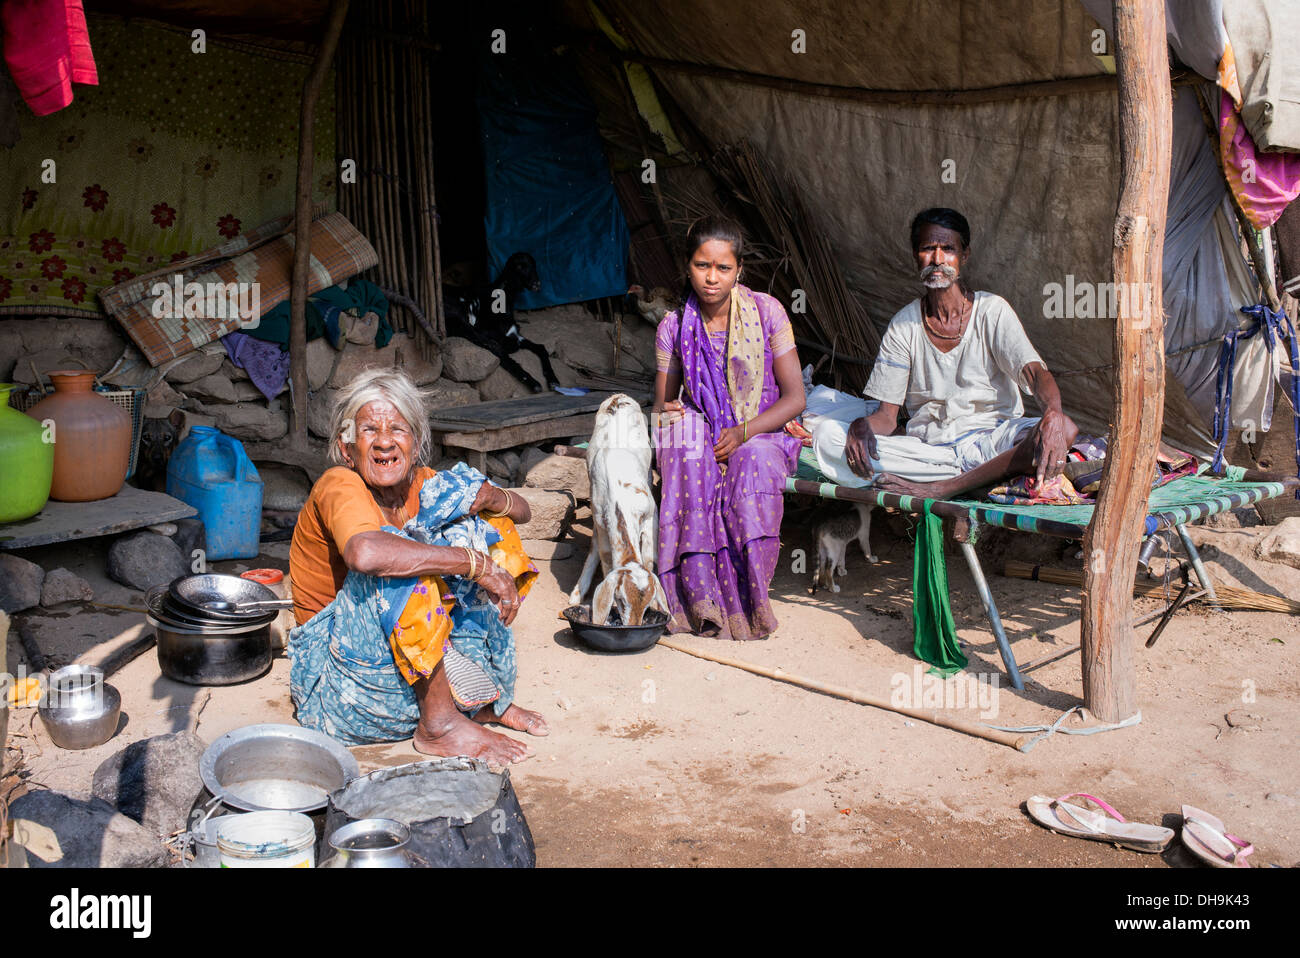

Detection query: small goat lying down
(568, 393), (669, 626)
(443, 251), (561, 394)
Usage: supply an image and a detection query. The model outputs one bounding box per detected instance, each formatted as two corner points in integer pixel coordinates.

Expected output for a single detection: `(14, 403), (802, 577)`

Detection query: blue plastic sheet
(478, 52), (629, 309)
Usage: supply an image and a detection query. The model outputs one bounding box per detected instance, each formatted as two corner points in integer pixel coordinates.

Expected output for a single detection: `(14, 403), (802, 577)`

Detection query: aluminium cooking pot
(150, 613), (273, 686)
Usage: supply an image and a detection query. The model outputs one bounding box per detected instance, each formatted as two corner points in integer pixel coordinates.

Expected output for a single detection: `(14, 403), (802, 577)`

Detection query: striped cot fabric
(788, 448), (1294, 539)
(99, 210), (377, 367)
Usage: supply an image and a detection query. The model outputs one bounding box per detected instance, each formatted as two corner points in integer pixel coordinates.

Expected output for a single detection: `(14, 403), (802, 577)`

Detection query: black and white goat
(444, 252), (560, 393)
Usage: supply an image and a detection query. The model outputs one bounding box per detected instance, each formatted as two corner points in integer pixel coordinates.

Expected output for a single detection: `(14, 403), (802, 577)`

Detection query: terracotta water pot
(27, 370), (131, 502)
(0, 383), (54, 521)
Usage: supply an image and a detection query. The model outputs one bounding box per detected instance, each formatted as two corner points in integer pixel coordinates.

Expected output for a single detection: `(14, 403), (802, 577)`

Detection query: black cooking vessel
(323, 758), (535, 868)
(154, 620), (273, 686)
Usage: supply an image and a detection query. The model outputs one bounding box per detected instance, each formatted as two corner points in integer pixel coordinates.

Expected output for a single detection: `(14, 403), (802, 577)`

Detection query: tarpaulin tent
(564, 0), (1300, 465)
(479, 39), (630, 310)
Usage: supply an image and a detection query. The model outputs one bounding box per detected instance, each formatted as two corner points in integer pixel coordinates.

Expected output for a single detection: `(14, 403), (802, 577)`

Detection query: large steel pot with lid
(147, 586), (272, 686)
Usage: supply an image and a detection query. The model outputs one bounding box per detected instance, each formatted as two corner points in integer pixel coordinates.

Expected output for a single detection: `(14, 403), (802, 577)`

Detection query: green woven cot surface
(792, 448), (1285, 526)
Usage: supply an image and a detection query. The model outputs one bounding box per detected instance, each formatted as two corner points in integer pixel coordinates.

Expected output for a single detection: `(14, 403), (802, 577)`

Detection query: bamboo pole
(626, 50), (1124, 107)
(290, 0), (351, 446)
(386, 30), (412, 305)
(655, 637), (1029, 751)
(415, 49), (444, 342)
(362, 35), (388, 290)
(1080, 0), (1173, 722)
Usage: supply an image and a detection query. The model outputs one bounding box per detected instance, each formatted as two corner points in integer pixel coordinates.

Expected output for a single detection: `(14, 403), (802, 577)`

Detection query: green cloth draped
(249, 278), (393, 347)
(912, 500), (967, 676)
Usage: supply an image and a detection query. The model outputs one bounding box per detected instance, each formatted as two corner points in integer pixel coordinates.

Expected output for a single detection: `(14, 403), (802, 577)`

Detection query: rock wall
(3, 303), (657, 540)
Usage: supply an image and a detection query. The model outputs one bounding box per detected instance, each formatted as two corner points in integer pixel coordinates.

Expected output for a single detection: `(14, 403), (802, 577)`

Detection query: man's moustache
(921, 264), (957, 282)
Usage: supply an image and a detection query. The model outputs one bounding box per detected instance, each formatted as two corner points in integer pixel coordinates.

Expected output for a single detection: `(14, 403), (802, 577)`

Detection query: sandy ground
(4, 504), (1297, 868)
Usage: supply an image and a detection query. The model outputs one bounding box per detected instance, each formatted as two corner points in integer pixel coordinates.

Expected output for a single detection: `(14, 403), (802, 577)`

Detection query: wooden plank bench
(429, 390), (651, 474)
(0, 486), (198, 550)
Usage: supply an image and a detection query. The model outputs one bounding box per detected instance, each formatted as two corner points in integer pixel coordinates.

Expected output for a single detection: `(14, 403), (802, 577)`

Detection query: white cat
(812, 502), (878, 594)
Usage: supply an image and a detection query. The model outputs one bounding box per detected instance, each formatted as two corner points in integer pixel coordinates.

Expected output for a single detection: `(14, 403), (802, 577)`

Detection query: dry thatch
(664, 141), (881, 393)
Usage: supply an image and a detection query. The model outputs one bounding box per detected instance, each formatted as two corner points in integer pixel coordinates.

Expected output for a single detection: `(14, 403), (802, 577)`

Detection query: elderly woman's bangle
(482, 488), (515, 519)
(462, 547), (478, 580)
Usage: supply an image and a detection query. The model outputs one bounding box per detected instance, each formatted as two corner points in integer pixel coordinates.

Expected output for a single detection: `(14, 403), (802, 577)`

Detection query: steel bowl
(168, 574), (280, 623)
(163, 594), (273, 629)
(147, 586), (275, 632)
(562, 605), (669, 653)
(37, 664), (122, 750)
(200, 724), (360, 814)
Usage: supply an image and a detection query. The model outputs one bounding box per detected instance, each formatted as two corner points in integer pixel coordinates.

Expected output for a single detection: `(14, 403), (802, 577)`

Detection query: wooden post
(1080, 0), (1172, 722)
(289, 0), (350, 446)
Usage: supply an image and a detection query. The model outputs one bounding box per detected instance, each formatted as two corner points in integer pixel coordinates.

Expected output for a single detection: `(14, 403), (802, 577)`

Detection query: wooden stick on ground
(654, 636), (1030, 751)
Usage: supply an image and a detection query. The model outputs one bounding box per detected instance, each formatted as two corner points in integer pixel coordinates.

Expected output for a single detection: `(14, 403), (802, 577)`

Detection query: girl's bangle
(742, 420), (749, 442)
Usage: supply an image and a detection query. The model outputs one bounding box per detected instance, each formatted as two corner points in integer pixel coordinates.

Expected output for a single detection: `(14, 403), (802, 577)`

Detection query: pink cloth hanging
(1220, 90), (1300, 230)
(2, 0), (98, 117)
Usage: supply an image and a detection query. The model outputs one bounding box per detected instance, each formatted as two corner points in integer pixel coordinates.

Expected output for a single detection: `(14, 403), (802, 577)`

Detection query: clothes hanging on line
(1, 0), (97, 116)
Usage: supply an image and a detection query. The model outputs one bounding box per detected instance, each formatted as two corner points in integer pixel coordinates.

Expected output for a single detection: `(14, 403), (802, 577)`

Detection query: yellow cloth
(7, 676), (42, 709)
(387, 575), (455, 685)
(386, 516), (537, 686)
(725, 285), (768, 428)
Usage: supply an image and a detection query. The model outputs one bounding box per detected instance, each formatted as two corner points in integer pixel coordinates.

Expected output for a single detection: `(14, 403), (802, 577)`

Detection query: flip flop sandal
(1026, 793), (1174, 853)
(1180, 805), (1254, 868)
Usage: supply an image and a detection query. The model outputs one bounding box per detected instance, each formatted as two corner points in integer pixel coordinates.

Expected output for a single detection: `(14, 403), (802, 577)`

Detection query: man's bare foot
(474, 703), (550, 736)
(875, 474), (954, 499)
(412, 711), (533, 764)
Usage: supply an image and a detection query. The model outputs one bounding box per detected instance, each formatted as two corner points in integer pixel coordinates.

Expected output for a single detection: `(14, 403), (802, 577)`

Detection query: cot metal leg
(957, 540), (1025, 691)
(1174, 523), (1219, 603)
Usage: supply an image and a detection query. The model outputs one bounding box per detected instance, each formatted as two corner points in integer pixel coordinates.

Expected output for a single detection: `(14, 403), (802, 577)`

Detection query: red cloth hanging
(2, 0), (98, 117)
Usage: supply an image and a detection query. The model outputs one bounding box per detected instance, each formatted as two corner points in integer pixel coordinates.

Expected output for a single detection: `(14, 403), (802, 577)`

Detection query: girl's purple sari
(654, 285), (801, 640)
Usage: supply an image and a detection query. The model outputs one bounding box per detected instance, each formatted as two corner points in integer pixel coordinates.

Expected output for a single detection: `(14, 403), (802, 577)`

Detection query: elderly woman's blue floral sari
(288, 463), (537, 745)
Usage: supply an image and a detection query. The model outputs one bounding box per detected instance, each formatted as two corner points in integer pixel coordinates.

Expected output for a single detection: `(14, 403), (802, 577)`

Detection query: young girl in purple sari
(653, 217), (806, 640)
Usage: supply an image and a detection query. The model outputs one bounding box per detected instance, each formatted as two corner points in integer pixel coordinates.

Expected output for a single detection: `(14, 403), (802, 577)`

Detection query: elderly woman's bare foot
(412, 712), (533, 764)
(474, 703), (550, 736)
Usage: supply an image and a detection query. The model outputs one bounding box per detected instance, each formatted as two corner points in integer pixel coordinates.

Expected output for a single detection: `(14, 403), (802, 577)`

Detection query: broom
(1003, 560), (1300, 614)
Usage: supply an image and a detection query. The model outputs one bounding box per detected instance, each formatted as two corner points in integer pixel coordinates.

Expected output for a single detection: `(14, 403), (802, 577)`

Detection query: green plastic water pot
(0, 384), (54, 523)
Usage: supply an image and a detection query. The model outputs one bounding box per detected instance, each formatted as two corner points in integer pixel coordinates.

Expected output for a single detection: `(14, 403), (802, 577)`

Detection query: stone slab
(0, 487), (197, 551)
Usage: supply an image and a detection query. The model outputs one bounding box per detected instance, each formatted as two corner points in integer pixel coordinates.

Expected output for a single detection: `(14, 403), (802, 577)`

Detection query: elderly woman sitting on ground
(288, 367), (547, 764)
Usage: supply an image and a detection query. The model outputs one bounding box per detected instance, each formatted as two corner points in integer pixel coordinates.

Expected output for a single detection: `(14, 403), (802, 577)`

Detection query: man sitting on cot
(813, 207), (1079, 498)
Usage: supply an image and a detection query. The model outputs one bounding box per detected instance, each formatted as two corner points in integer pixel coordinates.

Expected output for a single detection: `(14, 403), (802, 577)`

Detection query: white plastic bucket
(216, 811), (316, 868)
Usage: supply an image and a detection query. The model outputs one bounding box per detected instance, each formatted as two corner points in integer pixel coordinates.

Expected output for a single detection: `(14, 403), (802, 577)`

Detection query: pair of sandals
(1026, 793), (1254, 867)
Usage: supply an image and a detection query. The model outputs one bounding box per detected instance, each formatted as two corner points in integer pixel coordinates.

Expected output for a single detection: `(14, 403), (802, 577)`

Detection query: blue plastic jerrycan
(166, 426), (264, 560)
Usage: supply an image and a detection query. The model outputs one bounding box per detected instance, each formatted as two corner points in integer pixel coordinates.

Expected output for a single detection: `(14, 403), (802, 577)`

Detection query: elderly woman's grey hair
(328, 367), (431, 466)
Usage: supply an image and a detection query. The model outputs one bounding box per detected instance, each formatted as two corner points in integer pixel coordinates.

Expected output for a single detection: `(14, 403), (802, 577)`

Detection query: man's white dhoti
(812, 415), (1040, 488)
(808, 290), (1046, 489)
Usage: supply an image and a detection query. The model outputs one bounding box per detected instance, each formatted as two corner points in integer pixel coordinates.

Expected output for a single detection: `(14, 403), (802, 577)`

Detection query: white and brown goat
(568, 394), (669, 626)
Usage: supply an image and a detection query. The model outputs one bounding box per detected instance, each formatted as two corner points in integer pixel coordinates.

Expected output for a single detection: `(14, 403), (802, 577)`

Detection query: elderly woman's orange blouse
(289, 465), (436, 625)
